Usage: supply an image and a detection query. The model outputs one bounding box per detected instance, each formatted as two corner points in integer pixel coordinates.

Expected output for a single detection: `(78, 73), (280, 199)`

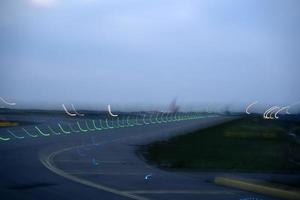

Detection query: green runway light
(112, 118), (119, 128)
(68, 124), (80, 133)
(117, 118), (123, 128)
(35, 126), (50, 136)
(99, 119), (108, 129)
(149, 114), (155, 124)
(85, 121), (95, 131)
(156, 113), (162, 123)
(92, 120), (102, 131)
(106, 119), (114, 129)
(0, 112), (212, 142)
(23, 128), (38, 137)
(58, 123), (71, 134)
(143, 114), (149, 125)
(0, 135), (11, 141)
(76, 122), (88, 132)
(7, 129), (25, 139)
(48, 126), (61, 135)
(116, 119), (121, 128)
(135, 115), (142, 126)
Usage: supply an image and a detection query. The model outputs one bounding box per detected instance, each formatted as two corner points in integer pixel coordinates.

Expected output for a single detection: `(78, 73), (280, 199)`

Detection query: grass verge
(141, 116), (300, 172)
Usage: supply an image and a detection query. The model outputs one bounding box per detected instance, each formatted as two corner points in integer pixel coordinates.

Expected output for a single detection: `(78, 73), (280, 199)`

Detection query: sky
(0, 0), (299, 112)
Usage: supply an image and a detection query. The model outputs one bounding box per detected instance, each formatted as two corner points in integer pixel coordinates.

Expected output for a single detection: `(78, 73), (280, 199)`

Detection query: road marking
(263, 106), (277, 119)
(38, 116), (224, 199)
(55, 160), (128, 163)
(92, 120), (102, 130)
(40, 139), (151, 200)
(286, 101), (300, 114)
(48, 126), (61, 135)
(214, 176), (300, 200)
(64, 171), (147, 175)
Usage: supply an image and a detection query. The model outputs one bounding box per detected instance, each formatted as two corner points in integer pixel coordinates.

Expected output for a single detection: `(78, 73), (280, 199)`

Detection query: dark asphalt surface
(0, 113), (284, 200)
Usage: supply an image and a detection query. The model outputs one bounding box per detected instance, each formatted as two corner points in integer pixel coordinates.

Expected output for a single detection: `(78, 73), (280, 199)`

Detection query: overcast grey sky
(0, 0), (299, 111)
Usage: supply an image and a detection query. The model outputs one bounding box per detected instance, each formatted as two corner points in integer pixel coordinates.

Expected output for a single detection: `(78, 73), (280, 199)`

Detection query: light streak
(92, 158), (99, 166)
(1, 111), (216, 143)
(174, 113), (178, 121)
(143, 114), (149, 125)
(62, 104), (76, 117)
(120, 118), (126, 128)
(274, 106), (289, 119)
(263, 107), (273, 119)
(160, 113), (165, 123)
(106, 118), (114, 129)
(99, 119), (108, 129)
(108, 104), (118, 117)
(0, 97), (16, 106)
(122, 118), (127, 127)
(35, 126), (50, 136)
(144, 174), (152, 180)
(268, 106), (280, 119)
(58, 123), (71, 134)
(48, 126), (61, 135)
(71, 104), (85, 116)
(286, 101), (300, 114)
(86, 121), (95, 131)
(7, 129), (24, 139)
(166, 113), (172, 122)
(114, 118), (120, 128)
(263, 106), (278, 119)
(245, 101), (258, 114)
(92, 120), (102, 131)
(0, 134), (11, 141)
(76, 122), (88, 132)
(68, 124), (80, 133)
(23, 128), (38, 137)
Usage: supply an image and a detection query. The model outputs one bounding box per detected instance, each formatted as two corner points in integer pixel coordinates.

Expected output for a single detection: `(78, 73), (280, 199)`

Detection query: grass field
(141, 116), (300, 171)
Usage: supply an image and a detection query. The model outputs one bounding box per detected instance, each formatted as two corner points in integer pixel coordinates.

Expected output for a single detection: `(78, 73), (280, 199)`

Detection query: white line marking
(108, 104), (118, 117)
(40, 143), (150, 200)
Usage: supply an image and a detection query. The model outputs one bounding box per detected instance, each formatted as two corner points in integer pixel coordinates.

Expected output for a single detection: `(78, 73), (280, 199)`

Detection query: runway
(0, 112), (280, 200)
